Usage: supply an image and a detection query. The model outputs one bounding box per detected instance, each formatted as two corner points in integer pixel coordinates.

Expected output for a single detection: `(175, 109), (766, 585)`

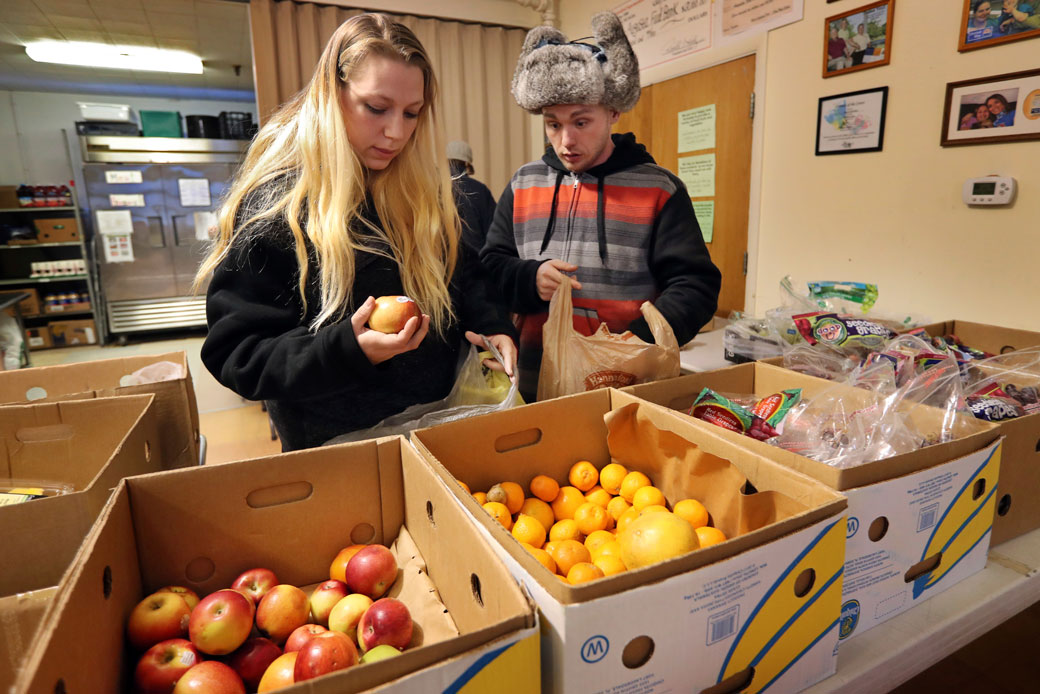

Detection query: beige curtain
(248, 0), (532, 196)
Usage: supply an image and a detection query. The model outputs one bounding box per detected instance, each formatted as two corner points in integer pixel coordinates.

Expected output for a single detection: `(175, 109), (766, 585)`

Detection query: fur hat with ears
(511, 12), (640, 114)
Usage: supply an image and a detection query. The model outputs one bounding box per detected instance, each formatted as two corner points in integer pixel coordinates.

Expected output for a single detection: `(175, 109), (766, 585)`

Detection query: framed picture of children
(823, 0), (894, 78)
(941, 68), (1040, 146)
(959, 1), (1040, 52)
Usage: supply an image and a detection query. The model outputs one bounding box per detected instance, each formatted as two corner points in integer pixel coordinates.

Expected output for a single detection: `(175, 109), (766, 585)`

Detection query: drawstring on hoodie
(539, 170), (566, 255)
(596, 176), (607, 263)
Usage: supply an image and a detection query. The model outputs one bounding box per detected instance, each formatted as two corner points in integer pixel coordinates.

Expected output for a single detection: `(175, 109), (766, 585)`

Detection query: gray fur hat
(511, 12), (640, 114)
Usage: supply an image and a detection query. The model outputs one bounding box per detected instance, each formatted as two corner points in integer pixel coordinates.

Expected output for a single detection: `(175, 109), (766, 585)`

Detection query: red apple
(127, 591), (192, 651)
(284, 624), (326, 653)
(358, 598), (413, 653)
(368, 295), (421, 334)
(255, 584), (310, 645)
(293, 630), (358, 682)
(133, 638), (200, 693)
(173, 660), (245, 694)
(258, 652), (297, 693)
(327, 593), (373, 645)
(230, 568), (279, 605)
(157, 586), (200, 610)
(227, 637), (282, 691)
(309, 579), (349, 627)
(189, 589), (255, 656)
(344, 545), (398, 600)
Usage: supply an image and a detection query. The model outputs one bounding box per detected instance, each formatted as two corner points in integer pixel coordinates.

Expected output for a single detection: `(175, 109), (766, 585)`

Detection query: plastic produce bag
(119, 361), (184, 386)
(962, 348), (1040, 421)
(537, 282), (679, 401)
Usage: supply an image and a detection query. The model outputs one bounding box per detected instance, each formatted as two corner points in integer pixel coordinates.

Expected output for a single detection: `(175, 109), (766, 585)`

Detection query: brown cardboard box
(0, 588), (56, 690)
(33, 218), (79, 243)
(48, 319), (97, 346)
(0, 185), (19, 209)
(917, 319), (1040, 355)
(0, 289), (41, 317)
(23, 327), (51, 350)
(0, 395), (159, 689)
(16, 437), (539, 694)
(0, 351), (200, 470)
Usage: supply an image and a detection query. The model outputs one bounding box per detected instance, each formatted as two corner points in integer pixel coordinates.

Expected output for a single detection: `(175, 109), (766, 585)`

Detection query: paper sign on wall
(614, 0), (712, 71)
(692, 200), (715, 243)
(679, 104), (716, 152)
(193, 211), (218, 241)
(109, 193), (145, 207)
(96, 209), (135, 263)
(103, 234), (135, 263)
(678, 154), (716, 197)
(105, 170), (143, 184)
(96, 209), (133, 235)
(178, 178), (211, 207)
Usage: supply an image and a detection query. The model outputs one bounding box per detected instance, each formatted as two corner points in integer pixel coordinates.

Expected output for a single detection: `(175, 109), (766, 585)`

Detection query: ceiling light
(25, 41), (203, 74)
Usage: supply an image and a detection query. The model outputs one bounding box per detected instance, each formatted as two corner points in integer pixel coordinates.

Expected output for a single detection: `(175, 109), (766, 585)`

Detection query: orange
(543, 541), (561, 560)
(593, 554), (628, 577)
(632, 485), (666, 511)
(619, 512), (698, 569)
(520, 497), (554, 532)
(638, 504), (670, 517)
(473, 491), (487, 505)
(674, 498), (710, 530)
(606, 496), (632, 522)
(615, 506), (641, 534)
(584, 486), (612, 509)
(483, 501), (513, 530)
(550, 540), (591, 576)
(619, 471), (652, 502)
(599, 462), (628, 495)
(551, 486), (585, 521)
(329, 544), (365, 582)
(529, 474), (560, 503)
(568, 461), (599, 492)
(458, 480), (471, 494)
(695, 526), (728, 548)
(573, 502), (610, 535)
(584, 530), (616, 556)
(512, 514), (547, 548)
(522, 544), (557, 574)
(549, 519), (583, 543)
(591, 540), (623, 562)
(487, 482), (524, 514)
(567, 562), (605, 585)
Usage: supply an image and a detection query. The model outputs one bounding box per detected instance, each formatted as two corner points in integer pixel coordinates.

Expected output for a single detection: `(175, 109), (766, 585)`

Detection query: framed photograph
(959, 0), (1040, 52)
(941, 68), (1040, 146)
(816, 86), (889, 155)
(823, 0), (894, 78)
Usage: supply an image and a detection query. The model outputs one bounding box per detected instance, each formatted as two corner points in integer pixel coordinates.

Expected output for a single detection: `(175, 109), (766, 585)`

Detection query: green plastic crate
(140, 110), (182, 138)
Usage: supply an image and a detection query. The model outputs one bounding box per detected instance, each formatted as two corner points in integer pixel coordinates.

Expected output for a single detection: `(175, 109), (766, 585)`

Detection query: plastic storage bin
(139, 110), (182, 138)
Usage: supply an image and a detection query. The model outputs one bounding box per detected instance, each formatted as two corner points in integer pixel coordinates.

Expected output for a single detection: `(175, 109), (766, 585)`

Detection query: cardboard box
(0, 395), (159, 689)
(623, 362), (1002, 641)
(16, 437), (539, 694)
(917, 319), (1040, 356)
(0, 289), (41, 317)
(48, 318), (97, 346)
(33, 218), (79, 243)
(0, 351), (200, 470)
(0, 588), (56, 690)
(412, 389), (848, 694)
(0, 185), (19, 208)
(23, 327), (52, 350)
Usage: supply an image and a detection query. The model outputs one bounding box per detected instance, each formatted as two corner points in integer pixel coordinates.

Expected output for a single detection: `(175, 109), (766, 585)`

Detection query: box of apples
(14, 436), (539, 693)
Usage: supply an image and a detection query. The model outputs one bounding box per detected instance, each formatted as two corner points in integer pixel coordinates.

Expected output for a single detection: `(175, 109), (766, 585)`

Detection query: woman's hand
(465, 331), (517, 381)
(536, 259), (582, 301)
(351, 296), (430, 364)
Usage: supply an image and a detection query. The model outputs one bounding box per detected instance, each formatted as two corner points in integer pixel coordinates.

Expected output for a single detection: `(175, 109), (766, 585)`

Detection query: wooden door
(615, 54), (755, 314)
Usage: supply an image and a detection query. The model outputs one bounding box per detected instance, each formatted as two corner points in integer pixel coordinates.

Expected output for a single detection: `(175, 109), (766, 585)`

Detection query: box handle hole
(700, 666), (754, 694)
(470, 573), (483, 607)
(1000, 345), (1016, 354)
(53, 679), (66, 694)
(185, 556), (215, 583)
(904, 552), (943, 583)
(998, 494), (1012, 517)
(26, 386), (47, 401)
(350, 522), (375, 545)
(426, 501), (436, 527)
(246, 481), (312, 508)
(793, 568), (815, 598)
(622, 635), (655, 669)
(868, 516), (888, 542)
(1035, 438), (1040, 453)
(102, 565), (112, 599)
(972, 478), (986, 501)
(144, 440), (151, 463)
(494, 428), (542, 453)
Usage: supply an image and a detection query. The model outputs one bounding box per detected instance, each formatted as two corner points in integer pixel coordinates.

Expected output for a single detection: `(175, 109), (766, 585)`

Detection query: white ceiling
(0, 0), (254, 99)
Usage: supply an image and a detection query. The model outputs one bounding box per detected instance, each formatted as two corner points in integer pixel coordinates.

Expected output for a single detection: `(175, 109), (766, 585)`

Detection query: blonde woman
(197, 14), (516, 450)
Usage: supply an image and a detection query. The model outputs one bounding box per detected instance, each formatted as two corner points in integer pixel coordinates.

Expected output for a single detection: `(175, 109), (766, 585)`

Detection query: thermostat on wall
(963, 176), (1016, 206)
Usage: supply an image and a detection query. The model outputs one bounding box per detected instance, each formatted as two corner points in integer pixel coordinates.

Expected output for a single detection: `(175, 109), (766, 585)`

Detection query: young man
(481, 12), (721, 401)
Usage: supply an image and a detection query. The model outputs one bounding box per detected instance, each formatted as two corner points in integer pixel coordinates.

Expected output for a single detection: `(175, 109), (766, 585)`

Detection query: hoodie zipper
(564, 173), (581, 262)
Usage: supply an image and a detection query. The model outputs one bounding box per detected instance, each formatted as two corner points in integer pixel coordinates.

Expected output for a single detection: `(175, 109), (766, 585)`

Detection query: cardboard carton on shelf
(412, 388), (848, 694)
(0, 289), (41, 317)
(32, 218), (79, 243)
(23, 327), (52, 350)
(623, 362), (1002, 641)
(48, 319), (97, 346)
(16, 436), (539, 694)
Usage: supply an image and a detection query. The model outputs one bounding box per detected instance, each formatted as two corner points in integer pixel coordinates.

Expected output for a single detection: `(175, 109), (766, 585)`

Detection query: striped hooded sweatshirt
(481, 132), (721, 401)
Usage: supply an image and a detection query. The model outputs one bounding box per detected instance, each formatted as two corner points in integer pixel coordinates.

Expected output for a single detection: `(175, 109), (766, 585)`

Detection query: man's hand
(465, 331), (517, 380)
(536, 259), (583, 301)
(351, 296), (430, 364)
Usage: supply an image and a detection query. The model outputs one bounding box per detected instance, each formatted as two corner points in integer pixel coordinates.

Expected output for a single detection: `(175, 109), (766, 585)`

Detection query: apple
(368, 295), (420, 334)
(127, 591), (192, 651)
(344, 545), (398, 600)
(157, 586), (200, 610)
(309, 579), (349, 627)
(358, 598), (413, 653)
(188, 588), (255, 656)
(327, 593), (373, 645)
(329, 544), (366, 583)
(284, 624), (327, 653)
(227, 637), (282, 691)
(255, 584), (310, 645)
(360, 644), (402, 664)
(172, 661), (245, 694)
(258, 651), (297, 693)
(230, 568), (278, 605)
(293, 630), (358, 682)
(133, 639), (200, 693)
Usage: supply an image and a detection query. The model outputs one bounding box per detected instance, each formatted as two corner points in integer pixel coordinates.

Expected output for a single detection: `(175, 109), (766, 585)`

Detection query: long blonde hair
(196, 13), (459, 333)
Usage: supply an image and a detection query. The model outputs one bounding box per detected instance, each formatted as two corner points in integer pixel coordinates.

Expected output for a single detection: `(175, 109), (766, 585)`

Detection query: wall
(321, 0), (543, 27)
(560, 1), (1040, 331)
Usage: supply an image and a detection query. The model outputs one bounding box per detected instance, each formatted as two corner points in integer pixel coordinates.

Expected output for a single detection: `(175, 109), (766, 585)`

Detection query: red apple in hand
(368, 296), (421, 334)
(358, 598), (413, 653)
(133, 638), (200, 693)
(328, 593), (372, 645)
(293, 630), (358, 682)
(127, 591), (192, 651)
(189, 589), (255, 655)
(230, 568), (278, 605)
(173, 661), (245, 694)
(345, 545), (398, 600)
(227, 637), (282, 691)
(309, 579), (349, 627)
(256, 584), (310, 645)
(157, 586), (200, 610)
(284, 624), (326, 653)
(258, 652), (297, 692)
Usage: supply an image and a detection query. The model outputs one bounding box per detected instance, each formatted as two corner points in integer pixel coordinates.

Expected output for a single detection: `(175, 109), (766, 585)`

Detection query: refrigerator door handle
(147, 216), (166, 247)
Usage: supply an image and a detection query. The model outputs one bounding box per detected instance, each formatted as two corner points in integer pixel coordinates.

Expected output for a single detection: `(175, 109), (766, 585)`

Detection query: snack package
(806, 281), (879, 314)
(966, 384), (1026, 422)
(689, 388), (800, 441)
(793, 312), (897, 354)
(961, 348), (1040, 422)
(782, 342), (861, 381)
(0, 480), (75, 506)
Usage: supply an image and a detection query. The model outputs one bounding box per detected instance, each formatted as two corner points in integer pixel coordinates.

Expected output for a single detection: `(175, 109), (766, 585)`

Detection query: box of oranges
(412, 388), (847, 694)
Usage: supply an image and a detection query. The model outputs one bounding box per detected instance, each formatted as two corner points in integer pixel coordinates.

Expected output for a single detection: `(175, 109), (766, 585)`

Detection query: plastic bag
(120, 361), (184, 386)
(962, 348), (1040, 421)
(537, 282), (679, 400)
(0, 311), (23, 371)
(325, 345), (522, 444)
